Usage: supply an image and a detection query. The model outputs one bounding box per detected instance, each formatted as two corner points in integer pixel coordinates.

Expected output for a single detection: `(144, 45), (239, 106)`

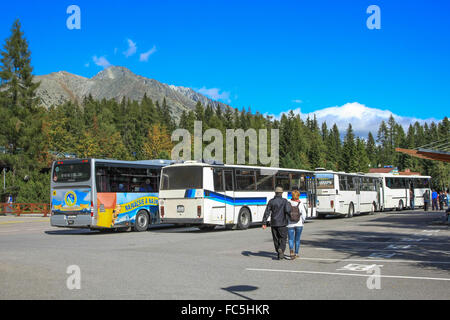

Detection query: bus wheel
(317, 213), (327, 219)
(346, 203), (354, 218)
(198, 225), (216, 232)
(134, 210), (149, 232)
(237, 208), (251, 230)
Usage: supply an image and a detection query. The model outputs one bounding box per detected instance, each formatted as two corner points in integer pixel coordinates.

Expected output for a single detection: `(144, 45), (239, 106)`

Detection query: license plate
(68, 215), (77, 219)
(177, 205), (184, 213)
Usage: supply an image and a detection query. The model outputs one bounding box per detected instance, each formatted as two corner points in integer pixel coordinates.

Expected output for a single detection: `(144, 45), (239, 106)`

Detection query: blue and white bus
(158, 161), (317, 231)
(50, 158), (173, 231)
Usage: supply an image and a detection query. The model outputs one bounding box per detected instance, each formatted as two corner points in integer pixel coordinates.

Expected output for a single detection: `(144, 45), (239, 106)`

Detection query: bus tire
(317, 213), (327, 219)
(237, 208), (251, 230)
(134, 210), (150, 232)
(346, 203), (354, 218)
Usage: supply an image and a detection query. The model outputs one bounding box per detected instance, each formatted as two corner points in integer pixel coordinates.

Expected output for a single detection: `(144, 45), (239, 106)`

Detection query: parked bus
(365, 173), (431, 211)
(158, 161), (317, 230)
(315, 170), (381, 218)
(50, 158), (173, 231)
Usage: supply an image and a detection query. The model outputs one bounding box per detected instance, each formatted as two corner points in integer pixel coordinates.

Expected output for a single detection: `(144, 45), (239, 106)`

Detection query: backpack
(290, 201), (301, 223)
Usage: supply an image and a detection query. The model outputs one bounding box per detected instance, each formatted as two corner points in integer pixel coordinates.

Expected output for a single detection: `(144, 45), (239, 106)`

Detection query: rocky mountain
(34, 66), (228, 118)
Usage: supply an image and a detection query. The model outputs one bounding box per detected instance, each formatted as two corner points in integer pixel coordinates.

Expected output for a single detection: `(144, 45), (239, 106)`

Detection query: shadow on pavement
(221, 285), (258, 300)
(241, 250), (279, 260)
(302, 211), (450, 272)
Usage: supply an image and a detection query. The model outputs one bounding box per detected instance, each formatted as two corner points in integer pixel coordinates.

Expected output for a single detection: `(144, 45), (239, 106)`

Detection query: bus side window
(224, 171), (234, 191)
(339, 175), (347, 191)
(213, 169), (224, 192)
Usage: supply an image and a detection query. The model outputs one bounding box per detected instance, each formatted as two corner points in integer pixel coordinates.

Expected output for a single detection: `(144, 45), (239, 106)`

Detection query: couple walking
(262, 186), (306, 260)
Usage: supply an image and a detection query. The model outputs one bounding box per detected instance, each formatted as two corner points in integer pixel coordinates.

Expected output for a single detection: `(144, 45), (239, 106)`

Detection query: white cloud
(123, 39), (137, 58)
(292, 99), (303, 104)
(140, 46), (157, 62)
(93, 56), (111, 69)
(268, 102), (438, 138)
(197, 87), (231, 103)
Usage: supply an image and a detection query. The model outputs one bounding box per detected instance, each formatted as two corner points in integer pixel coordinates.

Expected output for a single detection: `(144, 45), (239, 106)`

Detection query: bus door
(223, 170), (235, 225)
(306, 175), (317, 218)
(375, 178), (382, 211)
(353, 177), (362, 213)
(406, 179), (412, 208)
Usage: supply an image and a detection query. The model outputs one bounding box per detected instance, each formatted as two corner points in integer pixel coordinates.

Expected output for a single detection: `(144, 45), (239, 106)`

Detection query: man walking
(262, 186), (292, 260)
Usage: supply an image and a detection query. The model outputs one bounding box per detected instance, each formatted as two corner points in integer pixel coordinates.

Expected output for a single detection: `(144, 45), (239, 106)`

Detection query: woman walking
(287, 190), (306, 260)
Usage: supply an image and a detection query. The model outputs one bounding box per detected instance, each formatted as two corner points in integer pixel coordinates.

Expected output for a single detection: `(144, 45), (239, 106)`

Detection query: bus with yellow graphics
(50, 158), (173, 232)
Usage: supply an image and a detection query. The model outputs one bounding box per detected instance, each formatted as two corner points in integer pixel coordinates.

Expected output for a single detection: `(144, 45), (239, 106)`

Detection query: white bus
(315, 171), (381, 218)
(365, 173), (431, 211)
(158, 161), (317, 230)
(50, 158), (173, 231)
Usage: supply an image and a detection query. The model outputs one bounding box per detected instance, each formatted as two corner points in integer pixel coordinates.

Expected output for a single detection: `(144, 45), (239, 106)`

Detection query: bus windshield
(53, 162), (91, 183)
(316, 173), (335, 189)
(161, 166), (203, 190)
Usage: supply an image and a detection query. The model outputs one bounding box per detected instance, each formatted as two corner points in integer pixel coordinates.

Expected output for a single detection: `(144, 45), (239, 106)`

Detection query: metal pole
(3, 167), (5, 191)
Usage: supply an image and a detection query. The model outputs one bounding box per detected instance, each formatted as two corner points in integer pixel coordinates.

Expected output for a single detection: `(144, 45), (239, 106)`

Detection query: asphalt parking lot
(0, 210), (449, 300)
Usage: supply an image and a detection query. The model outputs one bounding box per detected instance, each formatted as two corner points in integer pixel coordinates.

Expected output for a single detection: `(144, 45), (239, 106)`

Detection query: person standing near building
(439, 191), (445, 210)
(409, 187), (415, 210)
(432, 190), (438, 211)
(262, 186), (292, 260)
(423, 190), (430, 211)
(287, 190), (306, 260)
(445, 189), (450, 209)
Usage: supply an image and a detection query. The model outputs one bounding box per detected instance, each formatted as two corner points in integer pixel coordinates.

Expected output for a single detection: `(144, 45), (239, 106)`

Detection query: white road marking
(246, 268), (450, 281)
(336, 264), (383, 272)
(296, 256), (450, 265)
(312, 240), (448, 245)
(385, 244), (413, 250)
(315, 247), (448, 252)
(369, 252), (397, 259)
(400, 238), (424, 242)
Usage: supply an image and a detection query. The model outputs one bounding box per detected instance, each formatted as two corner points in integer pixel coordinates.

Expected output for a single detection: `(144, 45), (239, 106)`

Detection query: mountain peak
(92, 66), (135, 80)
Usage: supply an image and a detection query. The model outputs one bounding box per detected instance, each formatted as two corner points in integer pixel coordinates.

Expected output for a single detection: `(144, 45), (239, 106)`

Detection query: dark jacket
(262, 195), (291, 227)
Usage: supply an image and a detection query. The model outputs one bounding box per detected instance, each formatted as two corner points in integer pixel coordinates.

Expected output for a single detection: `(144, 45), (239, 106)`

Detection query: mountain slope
(34, 66), (228, 118)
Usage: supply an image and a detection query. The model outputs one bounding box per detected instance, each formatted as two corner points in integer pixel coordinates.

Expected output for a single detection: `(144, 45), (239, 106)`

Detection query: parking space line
(314, 247), (449, 252)
(296, 257), (450, 265)
(0, 219), (49, 225)
(246, 268), (450, 281)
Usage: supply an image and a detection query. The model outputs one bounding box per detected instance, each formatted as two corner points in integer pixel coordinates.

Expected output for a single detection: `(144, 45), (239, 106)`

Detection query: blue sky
(1, 0), (449, 127)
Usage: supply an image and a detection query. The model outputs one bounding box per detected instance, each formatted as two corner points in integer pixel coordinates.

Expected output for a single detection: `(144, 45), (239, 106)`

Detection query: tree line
(0, 20), (449, 203)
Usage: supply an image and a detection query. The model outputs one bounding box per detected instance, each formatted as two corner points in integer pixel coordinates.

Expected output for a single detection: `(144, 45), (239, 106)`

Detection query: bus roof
(364, 172), (431, 179)
(54, 158), (175, 168)
(163, 161), (314, 173)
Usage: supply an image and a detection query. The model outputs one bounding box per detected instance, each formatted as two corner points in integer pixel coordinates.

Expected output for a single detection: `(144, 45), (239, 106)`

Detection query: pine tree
(0, 19), (41, 157)
(341, 124), (358, 172)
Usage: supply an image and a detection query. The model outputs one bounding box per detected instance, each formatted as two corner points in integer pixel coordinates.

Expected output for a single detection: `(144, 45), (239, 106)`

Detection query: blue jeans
(288, 226), (303, 254)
